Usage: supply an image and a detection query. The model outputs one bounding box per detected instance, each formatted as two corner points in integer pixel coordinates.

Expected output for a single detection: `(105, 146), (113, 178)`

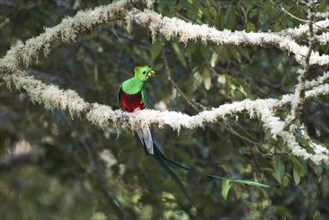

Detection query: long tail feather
(154, 143), (270, 188)
(153, 147), (192, 202)
(136, 126), (154, 155)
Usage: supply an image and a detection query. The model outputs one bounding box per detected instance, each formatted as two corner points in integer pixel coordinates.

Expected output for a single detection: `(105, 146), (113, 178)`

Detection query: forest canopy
(0, 0), (328, 219)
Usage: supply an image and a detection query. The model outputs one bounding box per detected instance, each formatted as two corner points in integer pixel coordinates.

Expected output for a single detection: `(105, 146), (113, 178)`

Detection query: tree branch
(128, 9), (329, 66)
(0, 0), (132, 74)
(2, 70), (328, 163)
(284, 0), (317, 130)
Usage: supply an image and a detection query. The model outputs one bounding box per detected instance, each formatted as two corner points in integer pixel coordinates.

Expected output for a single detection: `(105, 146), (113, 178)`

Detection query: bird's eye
(143, 71), (146, 75)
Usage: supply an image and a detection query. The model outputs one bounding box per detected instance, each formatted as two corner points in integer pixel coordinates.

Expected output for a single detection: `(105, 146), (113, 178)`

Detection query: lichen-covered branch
(305, 72), (329, 88)
(316, 11), (329, 19)
(3, 71), (328, 164)
(0, 0), (131, 73)
(315, 32), (329, 45)
(3, 72), (327, 132)
(284, 0), (317, 130)
(127, 9), (329, 66)
(283, 19), (329, 38)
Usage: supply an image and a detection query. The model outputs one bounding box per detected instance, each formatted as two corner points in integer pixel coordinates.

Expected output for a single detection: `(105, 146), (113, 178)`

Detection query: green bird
(118, 65), (269, 201)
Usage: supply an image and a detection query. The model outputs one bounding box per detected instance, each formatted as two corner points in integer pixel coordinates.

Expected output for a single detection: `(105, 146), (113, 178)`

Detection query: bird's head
(134, 66), (155, 81)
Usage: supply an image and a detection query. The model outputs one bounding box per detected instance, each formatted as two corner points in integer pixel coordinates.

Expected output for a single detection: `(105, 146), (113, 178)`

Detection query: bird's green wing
(141, 89), (149, 108)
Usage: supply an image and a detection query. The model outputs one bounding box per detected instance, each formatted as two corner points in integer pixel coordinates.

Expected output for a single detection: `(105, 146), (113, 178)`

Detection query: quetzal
(118, 66), (269, 201)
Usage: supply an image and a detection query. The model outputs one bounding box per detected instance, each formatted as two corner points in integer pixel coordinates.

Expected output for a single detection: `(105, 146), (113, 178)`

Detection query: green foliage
(0, 0), (328, 219)
(273, 160), (285, 184)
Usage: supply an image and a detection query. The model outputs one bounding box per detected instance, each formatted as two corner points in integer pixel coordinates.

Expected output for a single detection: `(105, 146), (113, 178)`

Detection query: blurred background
(0, 0), (328, 219)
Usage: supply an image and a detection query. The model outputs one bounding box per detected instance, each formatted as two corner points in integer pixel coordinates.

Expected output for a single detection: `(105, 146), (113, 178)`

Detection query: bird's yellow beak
(148, 70), (156, 77)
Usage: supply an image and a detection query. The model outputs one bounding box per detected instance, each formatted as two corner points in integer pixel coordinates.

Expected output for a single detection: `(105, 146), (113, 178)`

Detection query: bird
(118, 66), (155, 154)
(118, 65), (269, 201)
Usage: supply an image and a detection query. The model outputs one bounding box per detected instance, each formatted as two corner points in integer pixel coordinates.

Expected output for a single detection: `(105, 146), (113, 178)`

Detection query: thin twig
(280, 6), (309, 23)
(162, 48), (207, 112)
(222, 123), (262, 146)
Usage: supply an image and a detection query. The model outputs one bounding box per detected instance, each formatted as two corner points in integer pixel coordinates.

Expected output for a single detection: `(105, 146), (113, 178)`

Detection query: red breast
(119, 88), (145, 112)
